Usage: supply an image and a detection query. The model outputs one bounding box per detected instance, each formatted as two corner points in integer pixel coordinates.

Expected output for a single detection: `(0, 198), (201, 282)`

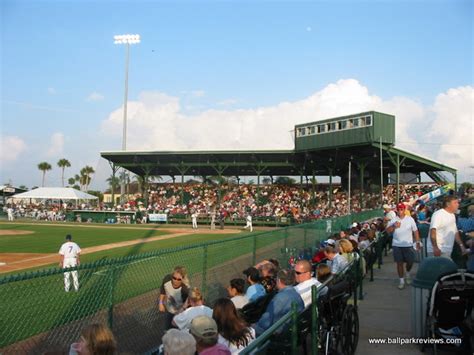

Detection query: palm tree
(107, 175), (120, 204)
(38, 162), (52, 187)
(57, 159), (71, 187)
(67, 177), (76, 186)
(107, 175), (120, 191)
(80, 166), (95, 191)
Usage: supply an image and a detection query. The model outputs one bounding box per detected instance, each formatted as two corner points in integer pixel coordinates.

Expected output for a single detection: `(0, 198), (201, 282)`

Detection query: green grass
(0, 223), (170, 253)
(79, 232), (241, 263)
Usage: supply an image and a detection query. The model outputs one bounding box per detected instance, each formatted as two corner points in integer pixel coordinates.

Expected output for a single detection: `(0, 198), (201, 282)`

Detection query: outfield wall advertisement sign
(148, 213), (167, 222)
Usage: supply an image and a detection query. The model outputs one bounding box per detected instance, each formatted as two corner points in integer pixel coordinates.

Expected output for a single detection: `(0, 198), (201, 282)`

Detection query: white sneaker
(398, 283), (405, 290)
(405, 275), (411, 285)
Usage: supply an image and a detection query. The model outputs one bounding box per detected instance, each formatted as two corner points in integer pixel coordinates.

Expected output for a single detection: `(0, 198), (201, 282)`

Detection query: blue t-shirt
(245, 283), (266, 302)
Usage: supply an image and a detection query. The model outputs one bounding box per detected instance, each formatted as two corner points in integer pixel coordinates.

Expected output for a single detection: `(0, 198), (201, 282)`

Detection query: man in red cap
(386, 203), (421, 289)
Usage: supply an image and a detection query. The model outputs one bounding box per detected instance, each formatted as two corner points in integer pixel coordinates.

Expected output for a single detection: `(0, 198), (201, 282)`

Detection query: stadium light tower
(114, 34), (140, 204)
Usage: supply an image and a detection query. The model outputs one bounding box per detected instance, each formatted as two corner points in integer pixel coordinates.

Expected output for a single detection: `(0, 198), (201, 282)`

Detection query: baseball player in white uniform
(59, 234), (81, 292)
(244, 214), (253, 232)
(191, 212), (198, 229)
(7, 206), (14, 221)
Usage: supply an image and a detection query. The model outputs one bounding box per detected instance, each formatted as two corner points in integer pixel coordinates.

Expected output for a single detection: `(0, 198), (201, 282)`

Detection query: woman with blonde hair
(69, 323), (116, 355)
(339, 238), (362, 273)
(172, 287), (213, 330)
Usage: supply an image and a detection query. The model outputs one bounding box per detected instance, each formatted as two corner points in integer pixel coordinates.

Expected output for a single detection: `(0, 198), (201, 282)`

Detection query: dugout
(101, 111), (457, 208)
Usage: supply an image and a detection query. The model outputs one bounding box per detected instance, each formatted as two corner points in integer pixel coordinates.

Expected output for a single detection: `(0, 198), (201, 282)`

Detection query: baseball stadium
(1, 109), (473, 355)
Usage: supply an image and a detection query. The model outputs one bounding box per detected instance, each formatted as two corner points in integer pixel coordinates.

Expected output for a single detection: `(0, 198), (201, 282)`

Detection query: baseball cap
(65, 234), (72, 240)
(396, 203), (406, 210)
(326, 238), (336, 247)
(243, 267), (260, 282)
(383, 204), (391, 210)
(190, 316), (218, 340)
(351, 222), (358, 228)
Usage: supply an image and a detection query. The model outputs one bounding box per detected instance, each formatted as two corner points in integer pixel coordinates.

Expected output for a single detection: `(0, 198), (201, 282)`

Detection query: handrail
(239, 302), (298, 355)
(239, 256), (363, 355)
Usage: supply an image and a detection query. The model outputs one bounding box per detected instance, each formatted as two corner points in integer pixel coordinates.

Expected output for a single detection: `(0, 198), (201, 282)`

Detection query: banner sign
(148, 213), (167, 222)
(418, 183), (454, 204)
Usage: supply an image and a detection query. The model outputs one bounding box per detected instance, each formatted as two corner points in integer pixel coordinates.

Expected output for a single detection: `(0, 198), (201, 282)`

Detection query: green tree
(80, 166), (95, 191)
(57, 159), (71, 187)
(274, 176), (296, 185)
(87, 190), (104, 202)
(37, 162), (52, 187)
(107, 175), (120, 191)
(67, 177), (76, 186)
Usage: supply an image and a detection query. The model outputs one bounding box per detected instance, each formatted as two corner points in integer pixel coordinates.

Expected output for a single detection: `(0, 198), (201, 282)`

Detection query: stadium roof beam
(101, 146), (456, 181)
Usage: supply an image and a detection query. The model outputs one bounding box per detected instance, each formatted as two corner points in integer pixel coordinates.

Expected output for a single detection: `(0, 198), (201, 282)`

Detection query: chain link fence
(0, 210), (381, 354)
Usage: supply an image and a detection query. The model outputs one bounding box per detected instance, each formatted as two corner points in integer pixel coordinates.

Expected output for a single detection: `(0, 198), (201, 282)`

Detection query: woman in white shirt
(213, 298), (255, 355)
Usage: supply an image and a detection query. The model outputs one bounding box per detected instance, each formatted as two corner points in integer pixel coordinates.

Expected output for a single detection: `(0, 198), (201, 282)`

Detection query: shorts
(393, 246), (415, 263)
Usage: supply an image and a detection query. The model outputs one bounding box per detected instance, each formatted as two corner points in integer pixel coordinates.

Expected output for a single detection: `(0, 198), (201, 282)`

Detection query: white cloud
(86, 92), (105, 102)
(47, 87), (56, 95)
(101, 79), (473, 180)
(217, 98), (239, 106)
(429, 86), (474, 171)
(0, 136), (27, 163)
(46, 132), (64, 157)
(191, 90), (205, 98)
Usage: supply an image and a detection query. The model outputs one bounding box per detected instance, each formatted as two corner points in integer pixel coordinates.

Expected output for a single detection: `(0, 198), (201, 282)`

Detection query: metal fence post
(311, 285), (319, 355)
(291, 302), (298, 355)
(370, 244), (375, 282)
(358, 256), (364, 300)
(303, 227), (308, 249)
(252, 234), (257, 265)
(202, 245), (208, 296)
(108, 265), (116, 329)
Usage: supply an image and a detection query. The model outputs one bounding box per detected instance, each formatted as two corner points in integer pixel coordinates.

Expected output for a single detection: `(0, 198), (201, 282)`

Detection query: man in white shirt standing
(427, 195), (466, 259)
(386, 203), (421, 290)
(59, 234), (81, 292)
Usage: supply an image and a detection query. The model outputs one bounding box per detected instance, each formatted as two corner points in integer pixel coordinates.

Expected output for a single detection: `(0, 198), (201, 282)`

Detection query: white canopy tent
(11, 187), (98, 201)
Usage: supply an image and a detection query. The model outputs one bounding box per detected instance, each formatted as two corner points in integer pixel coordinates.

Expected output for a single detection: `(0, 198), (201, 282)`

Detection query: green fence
(0, 209), (381, 354)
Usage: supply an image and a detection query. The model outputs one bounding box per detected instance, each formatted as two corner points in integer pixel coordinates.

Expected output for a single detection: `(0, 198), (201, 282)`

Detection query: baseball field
(1, 220), (293, 351)
(0, 221), (244, 275)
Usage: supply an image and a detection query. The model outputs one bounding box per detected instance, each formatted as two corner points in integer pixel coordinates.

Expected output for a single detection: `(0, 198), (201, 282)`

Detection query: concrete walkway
(356, 253), (422, 354)
(356, 254), (462, 355)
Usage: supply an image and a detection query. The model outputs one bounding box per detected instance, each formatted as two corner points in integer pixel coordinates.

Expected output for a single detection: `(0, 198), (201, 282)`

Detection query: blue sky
(1, 0), (473, 187)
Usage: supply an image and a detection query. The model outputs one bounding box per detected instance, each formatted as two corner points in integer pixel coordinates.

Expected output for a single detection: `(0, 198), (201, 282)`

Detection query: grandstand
(101, 111), (457, 207)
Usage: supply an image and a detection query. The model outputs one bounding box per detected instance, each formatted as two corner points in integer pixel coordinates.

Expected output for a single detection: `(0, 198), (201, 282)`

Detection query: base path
(0, 229), (35, 236)
(0, 228), (237, 274)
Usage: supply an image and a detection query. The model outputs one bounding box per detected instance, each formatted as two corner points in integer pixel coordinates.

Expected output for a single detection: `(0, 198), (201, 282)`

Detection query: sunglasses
(295, 270), (309, 275)
(172, 276), (183, 281)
